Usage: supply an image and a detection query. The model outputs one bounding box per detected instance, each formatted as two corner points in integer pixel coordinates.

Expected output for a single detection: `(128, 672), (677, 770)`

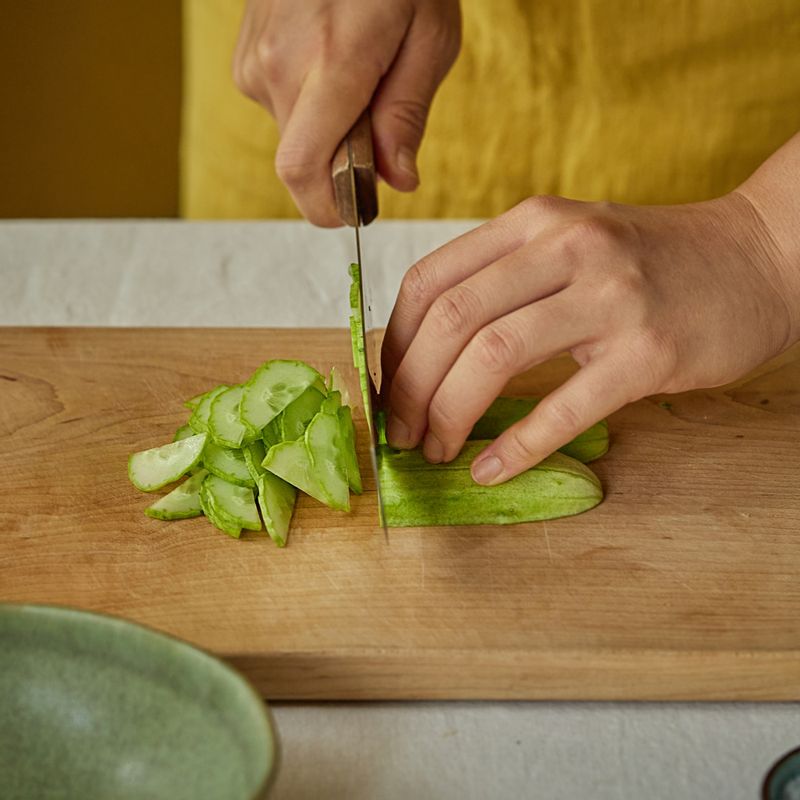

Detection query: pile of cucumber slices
(128, 362), (360, 546)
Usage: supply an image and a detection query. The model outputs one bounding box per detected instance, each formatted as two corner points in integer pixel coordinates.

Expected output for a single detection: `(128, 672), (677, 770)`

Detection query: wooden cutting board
(1, 327), (799, 700)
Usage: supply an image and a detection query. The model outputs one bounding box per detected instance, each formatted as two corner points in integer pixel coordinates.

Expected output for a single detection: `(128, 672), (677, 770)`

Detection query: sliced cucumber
(262, 418), (282, 448)
(208, 385), (257, 449)
(280, 386), (325, 441)
(189, 385), (228, 434)
(337, 405), (362, 494)
(128, 433), (207, 492)
(327, 366), (350, 406)
(201, 442), (255, 488)
(305, 411), (350, 512)
(199, 478), (242, 538)
(320, 390), (342, 416)
(173, 424), (194, 442)
(256, 472), (296, 547)
(243, 440), (267, 481)
(184, 390), (209, 411)
(203, 474), (261, 533)
(145, 469), (208, 520)
(240, 360), (324, 431)
(262, 440), (329, 507)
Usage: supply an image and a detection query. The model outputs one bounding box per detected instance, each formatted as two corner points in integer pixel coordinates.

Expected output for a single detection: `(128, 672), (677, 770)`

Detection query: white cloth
(1, 220), (796, 800)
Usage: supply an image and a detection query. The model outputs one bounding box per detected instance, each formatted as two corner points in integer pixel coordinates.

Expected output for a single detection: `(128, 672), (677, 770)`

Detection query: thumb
(370, 17), (460, 192)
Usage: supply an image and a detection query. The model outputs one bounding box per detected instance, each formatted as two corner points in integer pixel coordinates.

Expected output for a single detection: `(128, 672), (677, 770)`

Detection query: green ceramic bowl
(0, 604), (277, 800)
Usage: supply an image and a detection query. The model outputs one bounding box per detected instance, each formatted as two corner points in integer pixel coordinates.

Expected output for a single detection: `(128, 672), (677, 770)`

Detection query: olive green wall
(0, 1), (181, 217)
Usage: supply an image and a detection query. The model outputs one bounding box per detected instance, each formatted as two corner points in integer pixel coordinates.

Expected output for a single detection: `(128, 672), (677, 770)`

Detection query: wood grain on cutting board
(1, 328), (799, 700)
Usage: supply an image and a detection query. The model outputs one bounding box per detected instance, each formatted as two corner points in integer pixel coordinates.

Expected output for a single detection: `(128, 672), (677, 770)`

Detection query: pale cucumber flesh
(201, 442), (255, 488)
(337, 405), (362, 495)
(208, 384), (256, 449)
(145, 469), (208, 520)
(128, 433), (207, 492)
(243, 440), (267, 481)
(189, 385), (228, 434)
(304, 411), (350, 512)
(203, 474), (262, 532)
(279, 386), (325, 441)
(262, 440), (329, 507)
(241, 360), (324, 431)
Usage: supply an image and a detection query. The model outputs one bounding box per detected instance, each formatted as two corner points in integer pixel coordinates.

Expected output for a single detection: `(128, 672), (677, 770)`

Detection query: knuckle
(537, 398), (583, 437)
(519, 194), (564, 217)
(500, 426), (538, 464)
(399, 260), (438, 308)
(274, 146), (316, 190)
(428, 284), (481, 338)
(428, 395), (466, 438)
(255, 36), (285, 85)
(470, 321), (525, 374)
(384, 98), (430, 137)
(558, 214), (630, 260)
(234, 56), (262, 98)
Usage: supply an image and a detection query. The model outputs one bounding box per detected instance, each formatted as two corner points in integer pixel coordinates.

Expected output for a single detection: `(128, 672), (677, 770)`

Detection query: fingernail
(471, 454), (504, 485)
(423, 432), (444, 463)
(397, 147), (419, 186)
(387, 414), (412, 449)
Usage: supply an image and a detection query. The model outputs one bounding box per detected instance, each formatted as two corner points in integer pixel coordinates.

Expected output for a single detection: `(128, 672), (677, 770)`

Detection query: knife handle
(332, 110), (378, 227)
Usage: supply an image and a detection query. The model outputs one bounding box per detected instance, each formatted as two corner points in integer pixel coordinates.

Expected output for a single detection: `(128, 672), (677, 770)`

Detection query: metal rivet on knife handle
(332, 111), (378, 227)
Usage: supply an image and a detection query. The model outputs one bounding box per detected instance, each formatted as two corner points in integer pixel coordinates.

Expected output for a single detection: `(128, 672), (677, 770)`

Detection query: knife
(332, 111), (388, 535)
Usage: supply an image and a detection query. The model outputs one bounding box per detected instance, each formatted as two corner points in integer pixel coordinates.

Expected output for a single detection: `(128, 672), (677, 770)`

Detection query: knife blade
(332, 111), (388, 535)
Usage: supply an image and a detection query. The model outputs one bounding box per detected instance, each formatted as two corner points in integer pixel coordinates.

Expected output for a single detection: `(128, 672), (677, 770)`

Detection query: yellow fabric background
(181, 0), (800, 219)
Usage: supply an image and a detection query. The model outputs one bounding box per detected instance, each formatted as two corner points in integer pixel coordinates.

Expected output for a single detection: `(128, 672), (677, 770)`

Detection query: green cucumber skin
(378, 444), (603, 527)
(469, 397), (609, 463)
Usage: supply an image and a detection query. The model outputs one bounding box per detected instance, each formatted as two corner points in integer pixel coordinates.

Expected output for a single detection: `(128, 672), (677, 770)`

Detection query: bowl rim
(0, 601), (279, 800)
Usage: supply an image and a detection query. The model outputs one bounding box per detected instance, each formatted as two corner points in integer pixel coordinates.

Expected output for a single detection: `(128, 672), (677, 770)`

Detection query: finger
(276, 63), (379, 227)
(470, 355), (637, 485)
(387, 235), (577, 448)
(371, 13), (460, 192)
(382, 197), (570, 387)
(421, 289), (594, 462)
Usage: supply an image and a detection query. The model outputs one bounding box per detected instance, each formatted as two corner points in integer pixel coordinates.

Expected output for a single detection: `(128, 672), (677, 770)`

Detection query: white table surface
(1, 220), (797, 800)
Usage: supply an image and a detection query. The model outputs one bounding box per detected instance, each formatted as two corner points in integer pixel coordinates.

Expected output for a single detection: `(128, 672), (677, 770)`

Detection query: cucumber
(240, 360), (324, 431)
(279, 385), (326, 441)
(262, 419), (282, 448)
(201, 442), (255, 488)
(128, 433), (207, 492)
(305, 411), (350, 512)
(208, 385), (258, 449)
(183, 390), (209, 411)
(326, 366), (350, 405)
(199, 478), (241, 538)
(202, 474), (261, 534)
(173, 424), (194, 442)
(189, 385), (228, 434)
(262, 440), (330, 507)
(378, 445), (603, 527)
(145, 469), (208, 520)
(469, 397), (610, 463)
(256, 472), (296, 547)
(348, 263), (370, 413)
(320, 390), (342, 416)
(337, 405), (362, 494)
(243, 440), (267, 481)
